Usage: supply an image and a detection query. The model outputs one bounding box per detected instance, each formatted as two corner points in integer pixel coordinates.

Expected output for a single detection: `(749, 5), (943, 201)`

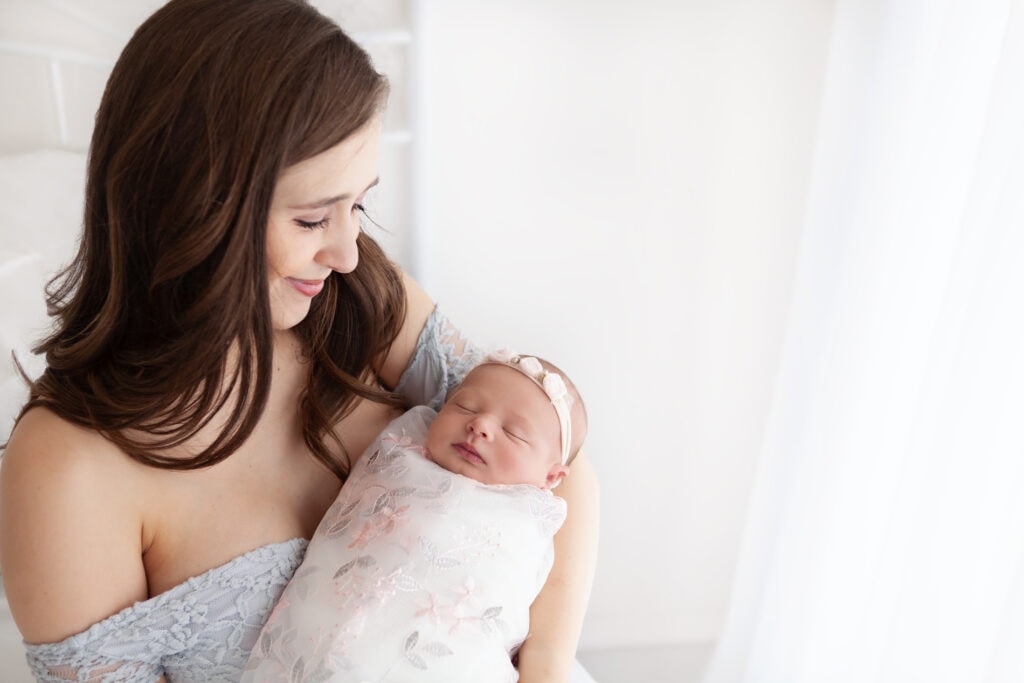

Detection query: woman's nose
(317, 210), (361, 273)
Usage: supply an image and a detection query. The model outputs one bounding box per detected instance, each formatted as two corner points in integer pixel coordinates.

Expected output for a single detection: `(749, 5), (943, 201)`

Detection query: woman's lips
(453, 442), (485, 465)
(287, 277), (326, 297)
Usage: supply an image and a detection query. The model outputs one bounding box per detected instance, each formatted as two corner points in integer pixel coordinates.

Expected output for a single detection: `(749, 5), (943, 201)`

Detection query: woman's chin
(270, 301), (313, 330)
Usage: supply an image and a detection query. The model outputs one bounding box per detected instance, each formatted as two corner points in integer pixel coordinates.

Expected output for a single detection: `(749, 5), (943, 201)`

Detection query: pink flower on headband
(543, 373), (568, 402)
(490, 348), (517, 364)
(518, 356), (544, 377)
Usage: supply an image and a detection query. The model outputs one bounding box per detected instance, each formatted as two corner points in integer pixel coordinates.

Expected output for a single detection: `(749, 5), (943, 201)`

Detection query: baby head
(425, 351), (588, 489)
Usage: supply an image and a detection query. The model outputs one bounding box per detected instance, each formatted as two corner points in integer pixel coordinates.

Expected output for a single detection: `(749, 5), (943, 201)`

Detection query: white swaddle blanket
(243, 406), (567, 683)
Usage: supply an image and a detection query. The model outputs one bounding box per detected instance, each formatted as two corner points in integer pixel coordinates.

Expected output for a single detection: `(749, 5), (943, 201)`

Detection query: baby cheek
(424, 422), (445, 453)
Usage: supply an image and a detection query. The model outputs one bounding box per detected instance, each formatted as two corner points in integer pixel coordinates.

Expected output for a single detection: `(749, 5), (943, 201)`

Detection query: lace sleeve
(394, 306), (484, 410)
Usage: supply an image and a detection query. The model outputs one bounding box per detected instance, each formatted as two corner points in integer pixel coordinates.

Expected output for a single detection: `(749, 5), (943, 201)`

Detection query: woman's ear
(543, 464), (570, 490)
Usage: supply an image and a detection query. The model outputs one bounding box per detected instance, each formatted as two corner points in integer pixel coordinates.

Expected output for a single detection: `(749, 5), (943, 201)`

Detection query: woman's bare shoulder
(1, 406), (147, 502)
(1, 406), (150, 644)
(1, 406), (140, 505)
(6, 405), (118, 461)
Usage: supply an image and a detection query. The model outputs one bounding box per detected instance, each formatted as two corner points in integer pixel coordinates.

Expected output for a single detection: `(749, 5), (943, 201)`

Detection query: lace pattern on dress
(24, 539), (307, 683)
(394, 307), (484, 411)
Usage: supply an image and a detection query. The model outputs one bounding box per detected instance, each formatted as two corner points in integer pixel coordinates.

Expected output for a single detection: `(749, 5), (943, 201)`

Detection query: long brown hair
(19, 0), (405, 478)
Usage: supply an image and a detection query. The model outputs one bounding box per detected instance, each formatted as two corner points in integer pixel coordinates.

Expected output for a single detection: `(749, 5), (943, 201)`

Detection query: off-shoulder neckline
(24, 538), (308, 651)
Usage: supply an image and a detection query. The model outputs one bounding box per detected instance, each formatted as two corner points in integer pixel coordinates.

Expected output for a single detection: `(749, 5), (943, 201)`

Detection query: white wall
(415, 0), (835, 649)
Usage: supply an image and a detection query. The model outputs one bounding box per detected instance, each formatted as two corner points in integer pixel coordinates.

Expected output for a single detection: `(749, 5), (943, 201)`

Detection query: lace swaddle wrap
(242, 407), (567, 683)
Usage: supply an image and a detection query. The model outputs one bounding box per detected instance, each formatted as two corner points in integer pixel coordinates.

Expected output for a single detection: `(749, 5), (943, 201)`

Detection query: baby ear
(543, 464), (570, 490)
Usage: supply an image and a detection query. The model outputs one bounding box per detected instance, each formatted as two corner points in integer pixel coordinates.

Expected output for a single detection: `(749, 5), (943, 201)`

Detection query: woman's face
(266, 118), (382, 330)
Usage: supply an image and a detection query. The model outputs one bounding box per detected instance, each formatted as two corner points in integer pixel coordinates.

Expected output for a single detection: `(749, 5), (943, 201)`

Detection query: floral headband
(480, 349), (573, 466)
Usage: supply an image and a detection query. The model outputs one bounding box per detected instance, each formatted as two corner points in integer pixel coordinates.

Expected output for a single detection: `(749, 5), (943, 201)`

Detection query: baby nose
(467, 416), (494, 439)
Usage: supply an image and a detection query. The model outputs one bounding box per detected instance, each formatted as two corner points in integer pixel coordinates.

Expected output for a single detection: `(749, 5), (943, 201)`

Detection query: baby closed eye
(504, 428), (529, 444)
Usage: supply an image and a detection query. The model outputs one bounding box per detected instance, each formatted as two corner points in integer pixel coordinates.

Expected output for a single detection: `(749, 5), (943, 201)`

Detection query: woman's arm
(518, 451), (600, 683)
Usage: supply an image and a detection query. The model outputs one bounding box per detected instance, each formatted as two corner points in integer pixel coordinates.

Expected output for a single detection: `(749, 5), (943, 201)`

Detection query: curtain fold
(702, 1), (1024, 681)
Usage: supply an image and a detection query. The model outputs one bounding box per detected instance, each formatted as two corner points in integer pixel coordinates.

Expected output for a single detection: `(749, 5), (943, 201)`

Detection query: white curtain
(702, 1), (1024, 682)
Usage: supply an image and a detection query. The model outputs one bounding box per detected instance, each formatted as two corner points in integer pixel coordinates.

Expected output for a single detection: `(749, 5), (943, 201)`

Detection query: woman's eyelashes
(295, 201), (368, 230)
(296, 216), (329, 230)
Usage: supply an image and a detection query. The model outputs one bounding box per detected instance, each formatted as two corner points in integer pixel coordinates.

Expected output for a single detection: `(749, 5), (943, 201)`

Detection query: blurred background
(3, 1), (1022, 682)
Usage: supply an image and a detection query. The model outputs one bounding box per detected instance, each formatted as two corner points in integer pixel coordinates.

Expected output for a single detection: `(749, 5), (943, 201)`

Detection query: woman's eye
(296, 217), (329, 230)
(353, 202), (366, 213)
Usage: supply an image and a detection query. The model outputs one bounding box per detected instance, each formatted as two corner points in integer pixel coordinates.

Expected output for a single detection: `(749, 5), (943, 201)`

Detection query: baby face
(426, 364), (565, 488)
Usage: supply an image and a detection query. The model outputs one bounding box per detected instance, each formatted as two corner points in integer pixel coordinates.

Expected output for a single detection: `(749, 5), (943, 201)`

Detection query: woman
(0, 1), (599, 681)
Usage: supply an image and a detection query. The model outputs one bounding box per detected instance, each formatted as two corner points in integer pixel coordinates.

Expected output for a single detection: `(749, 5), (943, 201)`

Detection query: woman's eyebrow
(289, 177), (380, 210)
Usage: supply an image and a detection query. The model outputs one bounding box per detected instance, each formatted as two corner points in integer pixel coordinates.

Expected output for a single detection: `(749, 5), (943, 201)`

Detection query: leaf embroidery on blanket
(333, 555), (377, 579)
(303, 662), (335, 683)
(480, 605), (509, 636)
(370, 492), (391, 515)
(366, 431), (420, 474)
(322, 498), (360, 539)
(414, 477), (452, 500)
(418, 536), (461, 569)
(529, 495), (569, 535)
(331, 498), (361, 520)
(402, 631), (453, 671)
(390, 486), (416, 498)
(364, 447), (382, 470)
(393, 573), (420, 592)
(257, 630), (273, 658)
(324, 516), (353, 538)
(422, 642), (454, 657)
(289, 656), (304, 683)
